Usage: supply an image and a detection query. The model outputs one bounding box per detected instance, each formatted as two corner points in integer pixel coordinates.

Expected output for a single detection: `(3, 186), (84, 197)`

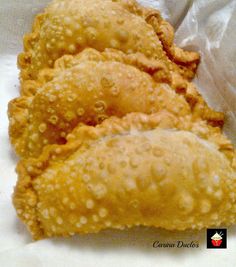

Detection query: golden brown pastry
(18, 0), (199, 82)
(13, 112), (236, 240)
(9, 48), (223, 158)
(18, 48), (223, 127)
(11, 0), (235, 242)
(9, 49), (192, 158)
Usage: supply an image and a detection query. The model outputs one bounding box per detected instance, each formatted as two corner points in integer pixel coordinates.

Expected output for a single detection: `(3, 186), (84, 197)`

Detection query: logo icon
(207, 229), (227, 249)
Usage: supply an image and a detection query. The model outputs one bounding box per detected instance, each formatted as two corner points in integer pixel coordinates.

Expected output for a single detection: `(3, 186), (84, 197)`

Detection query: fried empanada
(13, 112), (236, 240)
(9, 49), (193, 158)
(18, 0), (199, 82)
(19, 48), (224, 126)
(10, 48), (224, 158)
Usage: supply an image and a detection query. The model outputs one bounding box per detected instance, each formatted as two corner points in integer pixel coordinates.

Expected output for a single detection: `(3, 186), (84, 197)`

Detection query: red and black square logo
(207, 229), (227, 249)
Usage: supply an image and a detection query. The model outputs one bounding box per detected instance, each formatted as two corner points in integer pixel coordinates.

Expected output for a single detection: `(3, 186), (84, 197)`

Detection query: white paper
(0, 0), (236, 266)
(174, 0), (236, 144)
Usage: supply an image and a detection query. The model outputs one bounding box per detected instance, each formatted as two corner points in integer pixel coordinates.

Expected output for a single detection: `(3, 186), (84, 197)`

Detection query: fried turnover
(9, 48), (223, 158)
(13, 112), (236, 240)
(11, 0), (235, 241)
(18, 0), (199, 82)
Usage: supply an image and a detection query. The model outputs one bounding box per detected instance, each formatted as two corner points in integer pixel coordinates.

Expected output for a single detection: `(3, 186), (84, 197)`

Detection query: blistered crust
(10, 49), (193, 158)
(18, 0), (199, 82)
(10, 48), (224, 158)
(11, 0), (235, 241)
(13, 112), (236, 240)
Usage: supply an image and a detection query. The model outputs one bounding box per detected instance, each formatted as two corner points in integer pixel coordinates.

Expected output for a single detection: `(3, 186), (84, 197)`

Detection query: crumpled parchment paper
(0, 0), (235, 266)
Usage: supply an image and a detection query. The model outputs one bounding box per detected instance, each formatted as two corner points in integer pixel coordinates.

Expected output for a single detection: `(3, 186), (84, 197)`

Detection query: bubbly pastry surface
(9, 49), (223, 158)
(18, 0), (199, 82)
(10, 0), (236, 241)
(13, 113), (236, 240)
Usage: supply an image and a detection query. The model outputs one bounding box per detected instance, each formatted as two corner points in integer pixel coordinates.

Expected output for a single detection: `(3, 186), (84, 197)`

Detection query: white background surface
(0, 0), (236, 266)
